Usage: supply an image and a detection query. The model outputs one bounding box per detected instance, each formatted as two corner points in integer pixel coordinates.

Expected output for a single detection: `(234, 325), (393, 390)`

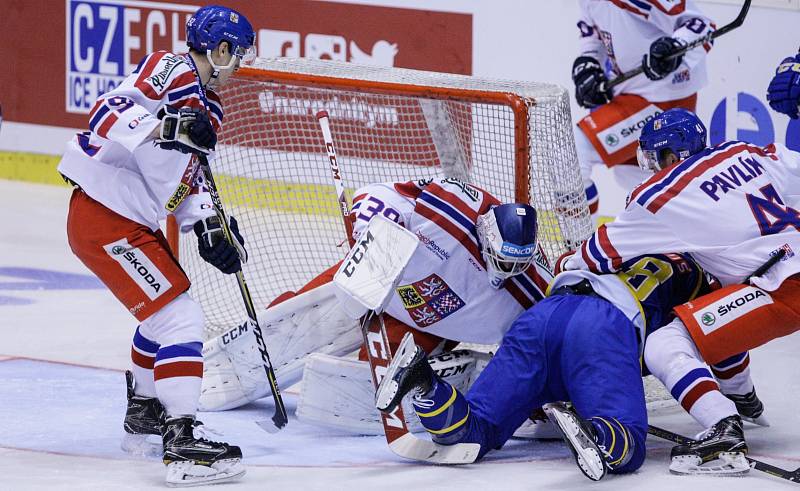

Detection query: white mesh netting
(175, 58), (592, 337)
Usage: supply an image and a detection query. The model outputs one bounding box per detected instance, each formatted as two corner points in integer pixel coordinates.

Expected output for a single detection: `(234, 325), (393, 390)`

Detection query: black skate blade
(255, 419), (282, 433)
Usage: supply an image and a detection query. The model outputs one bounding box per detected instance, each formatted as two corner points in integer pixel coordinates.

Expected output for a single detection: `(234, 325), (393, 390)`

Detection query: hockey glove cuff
(642, 37), (687, 81)
(767, 54), (800, 119)
(572, 56), (613, 109)
(156, 106), (217, 155)
(194, 215), (247, 275)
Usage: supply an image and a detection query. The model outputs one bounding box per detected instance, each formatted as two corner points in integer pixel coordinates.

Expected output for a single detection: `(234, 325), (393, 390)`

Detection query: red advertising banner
(0, 0), (472, 130)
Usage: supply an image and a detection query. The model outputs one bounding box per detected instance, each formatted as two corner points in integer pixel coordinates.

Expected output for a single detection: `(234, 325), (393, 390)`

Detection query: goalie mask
(637, 108), (707, 172)
(476, 203), (538, 289)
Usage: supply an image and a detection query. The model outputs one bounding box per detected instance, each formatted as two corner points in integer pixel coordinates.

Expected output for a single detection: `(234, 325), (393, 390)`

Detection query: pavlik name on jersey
(699, 157), (765, 202)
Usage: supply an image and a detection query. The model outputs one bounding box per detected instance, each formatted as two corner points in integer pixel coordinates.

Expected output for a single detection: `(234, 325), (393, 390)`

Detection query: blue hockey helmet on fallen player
(637, 108), (707, 172)
(186, 5), (256, 65)
(476, 203), (538, 289)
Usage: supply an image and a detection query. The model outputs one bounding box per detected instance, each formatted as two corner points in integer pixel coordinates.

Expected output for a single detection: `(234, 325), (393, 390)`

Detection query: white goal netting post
(167, 58), (592, 338)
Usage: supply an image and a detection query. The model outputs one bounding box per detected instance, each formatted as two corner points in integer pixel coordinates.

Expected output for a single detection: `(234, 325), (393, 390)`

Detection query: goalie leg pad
(296, 349), (489, 435)
(199, 283), (361, 411)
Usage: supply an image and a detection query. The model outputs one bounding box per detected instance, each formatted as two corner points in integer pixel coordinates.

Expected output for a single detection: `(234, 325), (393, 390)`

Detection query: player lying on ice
(375, 248), (737, 481)
(565, 108), (800, 476)
(199, 176), (556, 434)
(58, 4), (256, 486)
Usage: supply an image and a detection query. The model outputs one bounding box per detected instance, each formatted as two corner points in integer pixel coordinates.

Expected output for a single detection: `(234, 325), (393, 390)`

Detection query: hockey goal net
(168, 58), (592, 338)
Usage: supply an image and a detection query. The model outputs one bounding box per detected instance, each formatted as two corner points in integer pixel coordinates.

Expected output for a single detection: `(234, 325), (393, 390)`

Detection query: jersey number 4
(747, 184), (800, 236)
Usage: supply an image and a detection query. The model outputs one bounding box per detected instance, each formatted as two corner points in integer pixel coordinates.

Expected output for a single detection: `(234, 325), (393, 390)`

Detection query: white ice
(1, 179), (798, 490)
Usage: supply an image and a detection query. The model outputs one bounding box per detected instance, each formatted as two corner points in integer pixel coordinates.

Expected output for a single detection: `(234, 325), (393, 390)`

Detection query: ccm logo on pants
(104, 239), (172, 300)
(693, 286), (773, 335)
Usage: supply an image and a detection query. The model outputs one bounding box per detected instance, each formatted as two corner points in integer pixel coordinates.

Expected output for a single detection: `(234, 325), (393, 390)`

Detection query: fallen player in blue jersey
(376, 253), (719, 480)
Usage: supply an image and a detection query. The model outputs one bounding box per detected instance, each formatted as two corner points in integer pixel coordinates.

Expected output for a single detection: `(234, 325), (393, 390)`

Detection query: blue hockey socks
(412, 378), (471, 444)
(589, 417), (635, 469)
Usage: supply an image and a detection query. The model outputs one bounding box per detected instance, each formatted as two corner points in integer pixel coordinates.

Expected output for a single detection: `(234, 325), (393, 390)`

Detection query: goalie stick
(197, 153), (288, 432)
(604, 0), (751, 90)
(317, 111), (480, 464)
(648, 425), (800, 484)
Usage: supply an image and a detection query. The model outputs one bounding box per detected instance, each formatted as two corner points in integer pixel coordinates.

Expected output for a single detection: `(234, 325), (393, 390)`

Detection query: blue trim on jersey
(628, 0), (652, 11)
(511, 272), (545, 302)
(155, 342), (203, 361)
(418, 191), (479, 245)
(89, 104), (110, 132)
(587, 236), (611, 273)
(167, 85), (199, 103)
(670, 367), (712, 400)
(585, 182), (598, 201)
(713, 352), (748, 369)
(207, 100), (224, 122)
(133, 327), (160, 354)
(635, 141), (739, 208)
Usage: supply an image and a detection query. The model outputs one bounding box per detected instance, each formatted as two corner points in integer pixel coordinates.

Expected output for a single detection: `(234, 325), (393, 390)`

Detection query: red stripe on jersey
(711, 355), (750, 380)
(609, 0), (649, 18)
(504, 280), (534, 309)
(352, 193), (368, 205)
(628, 165), (672, 206)
(167, 70), (196, 93)
(645, 143), (769, 213)
(394, 181), (424, 199)
(416, 203), (482, 263)
(425, 183), (480, 222)
(644, 0), (685, 15)
(597, 225), (622, 269)
(154, 360), (203, 380)
(134, 51), (169, 100)
(88, 98), (104, 121)
(131, 348), (155, 370)
(477, 190), (501, 216)
(96, 112), (118, 139)
(680, 380), (719, 412)
(207, 89), (222, 105)
(580, 240), (601, 273)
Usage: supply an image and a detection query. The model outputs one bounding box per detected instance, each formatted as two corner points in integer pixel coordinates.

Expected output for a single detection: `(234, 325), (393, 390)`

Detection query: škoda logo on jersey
(693, 286), (773, 335)
(104, 238), (172, 300)
(396, 274), (464, 328)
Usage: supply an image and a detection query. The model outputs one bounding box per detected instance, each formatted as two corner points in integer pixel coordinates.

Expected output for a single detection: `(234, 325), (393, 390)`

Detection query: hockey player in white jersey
(767, 49), (800, 119)
(565, 107), (800, 474)
(572, 0), (714, 214)
(199, 177), (554, 431)
(58, 5), (255, 486)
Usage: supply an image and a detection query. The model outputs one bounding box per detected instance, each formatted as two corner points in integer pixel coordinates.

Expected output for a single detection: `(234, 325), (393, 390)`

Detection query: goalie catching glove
(155, 105), (217, 155)
(194, 215), (247, 274)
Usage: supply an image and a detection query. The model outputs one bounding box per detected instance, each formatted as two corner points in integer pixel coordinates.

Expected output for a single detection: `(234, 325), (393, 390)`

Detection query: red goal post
(167, 58), (592, 337)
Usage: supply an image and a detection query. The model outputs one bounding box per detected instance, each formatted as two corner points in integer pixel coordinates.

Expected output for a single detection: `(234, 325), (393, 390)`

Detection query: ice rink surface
(2, 179), (799, 490)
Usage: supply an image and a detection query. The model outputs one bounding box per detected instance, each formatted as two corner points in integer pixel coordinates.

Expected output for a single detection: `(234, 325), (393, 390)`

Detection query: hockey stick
(196, 153), (288, 432)
(317, 111), (480, 464)
(648, 425), (800, 483)
(604, 0), (751, 90)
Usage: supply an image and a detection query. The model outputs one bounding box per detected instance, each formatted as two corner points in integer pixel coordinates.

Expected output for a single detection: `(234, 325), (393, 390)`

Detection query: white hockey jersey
(351, 178), (553, 345)
(578, 0), (715, 102)
(565, 142), (800, 292)
(57, 51), (222, 232)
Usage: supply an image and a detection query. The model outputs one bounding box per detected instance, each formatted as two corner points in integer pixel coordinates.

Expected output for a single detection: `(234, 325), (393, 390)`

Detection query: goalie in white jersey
(57, 5), (255, 486)
(572, 0), (715, 213)
(566, 107), (800, 474)
(200, 177), (554, 433)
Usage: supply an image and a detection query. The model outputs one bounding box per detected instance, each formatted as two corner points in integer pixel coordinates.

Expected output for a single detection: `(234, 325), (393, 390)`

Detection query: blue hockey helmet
(476, 203), (538, 289)
(637, 108), (707, 172)
(186, 5), (256, 66)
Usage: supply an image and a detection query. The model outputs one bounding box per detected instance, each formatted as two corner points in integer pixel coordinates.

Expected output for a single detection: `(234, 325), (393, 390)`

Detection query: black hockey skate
(669, 415), (750, 476)
(543, 402), (607, 481)
(121, 371), (166, 457)
(727, 389), (769, 426)
(162, 416), (245, 487)
(375, 332), (434, 413)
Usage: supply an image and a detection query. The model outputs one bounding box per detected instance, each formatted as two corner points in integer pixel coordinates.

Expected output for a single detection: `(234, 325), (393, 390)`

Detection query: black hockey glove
(572, 56), (613, 109)
(193, 215), (247, 275)
(156, 106), (217, 155)
(642, 37), (687, 81)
